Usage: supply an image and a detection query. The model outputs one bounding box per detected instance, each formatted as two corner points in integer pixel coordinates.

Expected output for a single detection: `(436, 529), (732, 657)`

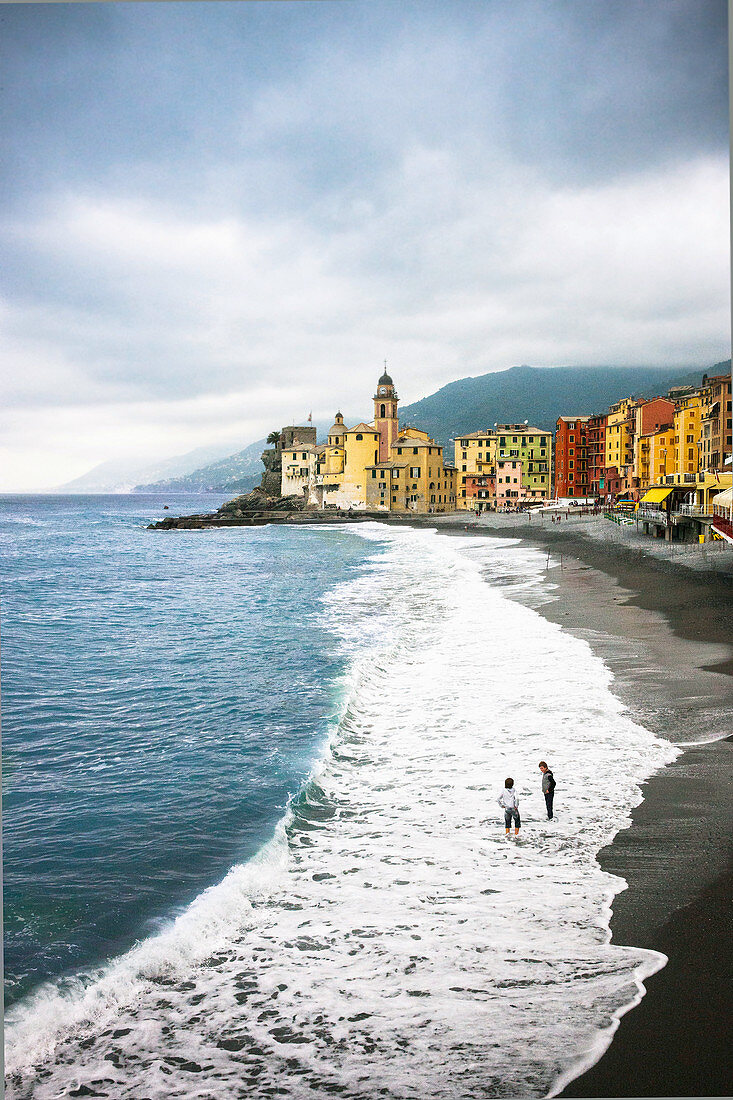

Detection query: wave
(5, 525), (678, 1099)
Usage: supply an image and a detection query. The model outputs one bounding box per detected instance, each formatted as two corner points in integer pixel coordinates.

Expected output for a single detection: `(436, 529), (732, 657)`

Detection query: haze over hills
(134, 420), (346, 494)
(134, 437), (269, 496)
(59, 362), (729, 494)
(54, 438), (248, 494)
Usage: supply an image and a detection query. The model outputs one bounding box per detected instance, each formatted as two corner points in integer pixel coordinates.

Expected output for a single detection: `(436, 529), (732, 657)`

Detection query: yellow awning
(639, 487), (673, 504)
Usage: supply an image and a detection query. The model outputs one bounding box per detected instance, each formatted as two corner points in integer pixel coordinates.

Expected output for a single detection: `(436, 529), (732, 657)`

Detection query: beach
(430, 512), (733, 1097)
(5, 498), (731, 1098)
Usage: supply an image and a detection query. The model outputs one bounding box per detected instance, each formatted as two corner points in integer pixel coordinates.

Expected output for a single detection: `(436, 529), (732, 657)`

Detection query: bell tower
(373, 364), (399, 462)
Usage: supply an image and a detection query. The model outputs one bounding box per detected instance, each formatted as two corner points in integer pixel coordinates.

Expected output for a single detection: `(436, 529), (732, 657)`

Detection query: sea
(2, 494), (679, 1099)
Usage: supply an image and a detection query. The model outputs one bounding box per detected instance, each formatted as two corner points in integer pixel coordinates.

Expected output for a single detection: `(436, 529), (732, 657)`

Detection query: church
(280, 369), (457, 513)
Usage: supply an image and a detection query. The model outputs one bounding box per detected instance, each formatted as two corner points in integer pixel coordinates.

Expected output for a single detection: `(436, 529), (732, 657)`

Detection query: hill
(134, 418), (354, 493)
(134, 437), (268, 494)
(76, 361), (729, 494)
(397, 363), (727, 448)
(54, 438), (247, 494)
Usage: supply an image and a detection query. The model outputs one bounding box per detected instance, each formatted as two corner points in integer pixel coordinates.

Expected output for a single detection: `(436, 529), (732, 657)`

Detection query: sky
(1, 0), (730, 490)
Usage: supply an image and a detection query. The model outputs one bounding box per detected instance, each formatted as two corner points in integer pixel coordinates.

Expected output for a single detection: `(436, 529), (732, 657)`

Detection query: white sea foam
(5, 526), (678, 1099)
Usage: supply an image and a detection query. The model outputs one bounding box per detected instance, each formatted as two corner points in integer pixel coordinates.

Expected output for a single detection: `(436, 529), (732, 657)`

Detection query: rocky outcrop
(147, 489), (311, 529)
(218, 490), (308, 516)
(259, 447), (283, 496)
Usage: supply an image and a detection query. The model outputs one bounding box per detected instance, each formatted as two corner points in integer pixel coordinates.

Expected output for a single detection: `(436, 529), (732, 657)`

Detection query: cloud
(0, 1), (728, 489)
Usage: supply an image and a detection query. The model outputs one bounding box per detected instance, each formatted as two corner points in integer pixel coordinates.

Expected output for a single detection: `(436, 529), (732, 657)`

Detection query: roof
(556, 416), (591, 424)
(453, 431), (495, 440)
(378, 370), (393, 386)
(345, 422), (378, 434)
(394, 437), (436, 449)
(496, 425), (549, 435)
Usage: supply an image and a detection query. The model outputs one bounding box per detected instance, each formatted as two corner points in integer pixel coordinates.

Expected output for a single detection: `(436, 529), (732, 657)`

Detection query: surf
(5, 523), (678, 1099)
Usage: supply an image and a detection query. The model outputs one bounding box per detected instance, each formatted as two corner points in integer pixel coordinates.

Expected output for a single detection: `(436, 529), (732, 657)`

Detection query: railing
(637, 506), (668, 525)
(712, 513), (733, 542)
(674, 504), (705, 517)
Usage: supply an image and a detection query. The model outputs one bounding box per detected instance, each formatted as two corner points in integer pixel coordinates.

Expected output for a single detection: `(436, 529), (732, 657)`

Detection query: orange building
(555, 416), (590, 499)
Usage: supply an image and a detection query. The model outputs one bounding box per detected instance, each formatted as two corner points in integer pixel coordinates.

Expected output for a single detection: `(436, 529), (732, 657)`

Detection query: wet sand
(156, 504), (731, 1093)
(432, 514), (733, 1097)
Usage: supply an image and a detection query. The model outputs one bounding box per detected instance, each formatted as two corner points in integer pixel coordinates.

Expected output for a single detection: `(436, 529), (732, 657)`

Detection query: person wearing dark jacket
(539, 761), (556, 819)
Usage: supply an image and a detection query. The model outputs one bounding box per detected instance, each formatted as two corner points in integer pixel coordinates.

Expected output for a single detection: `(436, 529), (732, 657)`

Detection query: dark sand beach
(432, 513), (733, 1097)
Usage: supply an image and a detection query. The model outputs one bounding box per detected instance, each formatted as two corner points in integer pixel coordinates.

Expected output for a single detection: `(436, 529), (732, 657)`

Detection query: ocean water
(2, 498), (678, 1098)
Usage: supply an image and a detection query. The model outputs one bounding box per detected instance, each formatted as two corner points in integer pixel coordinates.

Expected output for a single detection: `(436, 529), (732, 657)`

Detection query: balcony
(674, 503), (705, 517)
(637, 505), (668, 526)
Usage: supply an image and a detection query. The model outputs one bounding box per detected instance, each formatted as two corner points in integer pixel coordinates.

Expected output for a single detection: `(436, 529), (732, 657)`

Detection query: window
(413, 447), (418, 455)
(397, 447), (402, 455)
(392, 469), (400, 478)
(371, 470), (377, 478)
(356, 434), (363, 441)
(380, 403), (386, 417)
(462, 451), (467, 460)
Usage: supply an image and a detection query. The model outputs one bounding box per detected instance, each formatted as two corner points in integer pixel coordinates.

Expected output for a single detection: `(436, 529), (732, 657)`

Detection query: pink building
(496, 459), (523, 507)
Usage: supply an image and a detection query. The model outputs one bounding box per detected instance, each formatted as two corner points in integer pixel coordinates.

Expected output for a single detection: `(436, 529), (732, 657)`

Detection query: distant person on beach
(539, 761), (556, 819)
(498, 778), (521, 836)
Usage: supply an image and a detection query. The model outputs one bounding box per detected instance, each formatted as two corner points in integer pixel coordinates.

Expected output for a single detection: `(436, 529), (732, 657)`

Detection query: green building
(495, 424), (552, 500)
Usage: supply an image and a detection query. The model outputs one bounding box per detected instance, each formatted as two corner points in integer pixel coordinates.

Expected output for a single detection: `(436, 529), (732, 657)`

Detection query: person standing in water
(539, 760), (556, 819)
(498, 778), (521, 836)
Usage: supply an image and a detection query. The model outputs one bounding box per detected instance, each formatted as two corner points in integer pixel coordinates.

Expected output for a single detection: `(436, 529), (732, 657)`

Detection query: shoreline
(437, 515), (733, 1097)
(151, 506), (733, 1094)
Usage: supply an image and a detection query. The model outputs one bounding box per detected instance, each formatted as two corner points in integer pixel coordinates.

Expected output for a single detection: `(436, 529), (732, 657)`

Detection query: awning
(639, 487), (673, 504)
(712, 487), (733, 508)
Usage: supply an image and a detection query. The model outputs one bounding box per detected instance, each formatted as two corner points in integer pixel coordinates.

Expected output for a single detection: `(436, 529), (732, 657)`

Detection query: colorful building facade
(281, 370), (456, 513)
(554, 416), (590, 499)
(454, 425), (551, 508)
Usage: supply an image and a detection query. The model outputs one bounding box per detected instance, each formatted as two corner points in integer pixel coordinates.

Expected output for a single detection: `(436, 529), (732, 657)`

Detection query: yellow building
(340, 423), (382, 504)
(673, 392), (702, 477)
(282, 369), (457, 512)
(454, 431), (497, 510)
(366, 430), (457, 512)
(646, 424), (676, 483)
(454, 425), (551, 508)
(700, 373), (732, 472)
(606, 398), (638, 482)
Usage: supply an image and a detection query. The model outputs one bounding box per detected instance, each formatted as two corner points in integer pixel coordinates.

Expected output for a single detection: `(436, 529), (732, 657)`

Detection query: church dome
(379, 370), (393, 386)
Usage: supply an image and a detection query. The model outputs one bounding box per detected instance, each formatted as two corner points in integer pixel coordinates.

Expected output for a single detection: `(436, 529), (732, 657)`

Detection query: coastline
(435, 514), (733, 1097)
(151, 505), (732, 1095)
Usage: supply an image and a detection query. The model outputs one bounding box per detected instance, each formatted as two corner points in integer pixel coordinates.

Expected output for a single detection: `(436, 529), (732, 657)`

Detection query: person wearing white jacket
(497, 778), (521, 836)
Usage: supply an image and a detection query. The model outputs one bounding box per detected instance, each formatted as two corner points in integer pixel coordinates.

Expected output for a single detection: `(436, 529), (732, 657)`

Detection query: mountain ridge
(61, 361), (731, 493)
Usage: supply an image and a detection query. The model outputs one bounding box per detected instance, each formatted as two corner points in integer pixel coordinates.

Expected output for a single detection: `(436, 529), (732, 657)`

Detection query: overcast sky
(1, 0), (729, 490)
